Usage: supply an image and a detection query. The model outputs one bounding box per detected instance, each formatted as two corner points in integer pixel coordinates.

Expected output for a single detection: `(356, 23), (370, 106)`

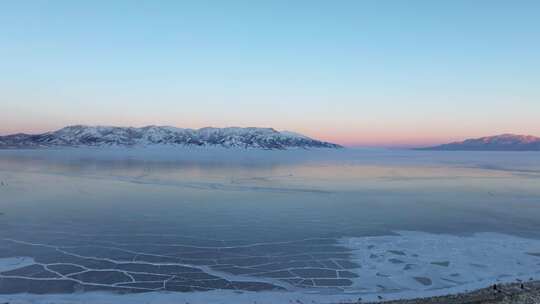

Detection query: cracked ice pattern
(3, 230), (540, 296)
(0, 229), (361, 294)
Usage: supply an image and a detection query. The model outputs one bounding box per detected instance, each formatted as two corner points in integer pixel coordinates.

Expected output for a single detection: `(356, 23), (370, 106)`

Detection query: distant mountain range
(0, 125), (342, 150)
(420, 134), (540, 151)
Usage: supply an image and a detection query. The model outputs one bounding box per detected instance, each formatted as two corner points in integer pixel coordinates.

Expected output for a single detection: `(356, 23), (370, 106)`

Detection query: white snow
(0, 125), (339, 149)
(341, 231), (540, 294)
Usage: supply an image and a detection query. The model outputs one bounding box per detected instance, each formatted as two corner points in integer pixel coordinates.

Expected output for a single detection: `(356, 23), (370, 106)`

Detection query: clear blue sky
(1, 0), (539, 146)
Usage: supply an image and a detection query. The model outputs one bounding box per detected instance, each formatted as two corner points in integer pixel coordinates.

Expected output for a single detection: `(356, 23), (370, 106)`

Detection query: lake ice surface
(0, 147), (539, 303)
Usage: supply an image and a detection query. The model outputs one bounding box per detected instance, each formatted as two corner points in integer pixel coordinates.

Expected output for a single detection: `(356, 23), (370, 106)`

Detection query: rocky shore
(359, 281), (540, 304)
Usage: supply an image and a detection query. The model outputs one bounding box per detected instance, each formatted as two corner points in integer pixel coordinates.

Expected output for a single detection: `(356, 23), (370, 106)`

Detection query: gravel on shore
(356, 281), (540, 304)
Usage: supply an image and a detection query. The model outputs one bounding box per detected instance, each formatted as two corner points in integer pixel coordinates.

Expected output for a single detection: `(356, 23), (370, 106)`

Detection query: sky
(1, 0), (539, 147)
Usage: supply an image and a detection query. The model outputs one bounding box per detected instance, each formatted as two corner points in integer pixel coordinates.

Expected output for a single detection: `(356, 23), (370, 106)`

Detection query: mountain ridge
(419, 134), (540, 151)
(0, 125), (342, 150)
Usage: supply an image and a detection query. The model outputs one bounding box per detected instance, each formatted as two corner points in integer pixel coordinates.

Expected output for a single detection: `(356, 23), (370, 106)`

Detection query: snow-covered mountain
(419, 134), (540, 151)
(0, 125), (342, 149)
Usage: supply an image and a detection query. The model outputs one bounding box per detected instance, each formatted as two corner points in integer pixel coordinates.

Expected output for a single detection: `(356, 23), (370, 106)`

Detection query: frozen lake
(0, 148), (539, 303)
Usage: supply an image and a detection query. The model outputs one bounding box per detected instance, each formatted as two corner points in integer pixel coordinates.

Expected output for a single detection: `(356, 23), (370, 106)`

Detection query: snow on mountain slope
(0, 125), (342, 150)
(419, 134), (540, 151)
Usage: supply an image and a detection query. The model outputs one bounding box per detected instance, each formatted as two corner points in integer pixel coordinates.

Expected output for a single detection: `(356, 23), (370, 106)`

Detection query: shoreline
(361, 280), (540, 304)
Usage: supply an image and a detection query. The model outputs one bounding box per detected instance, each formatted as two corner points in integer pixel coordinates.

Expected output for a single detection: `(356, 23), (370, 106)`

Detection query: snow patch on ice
(0, 257), (35, 272)
(341, 231), (540, 293)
